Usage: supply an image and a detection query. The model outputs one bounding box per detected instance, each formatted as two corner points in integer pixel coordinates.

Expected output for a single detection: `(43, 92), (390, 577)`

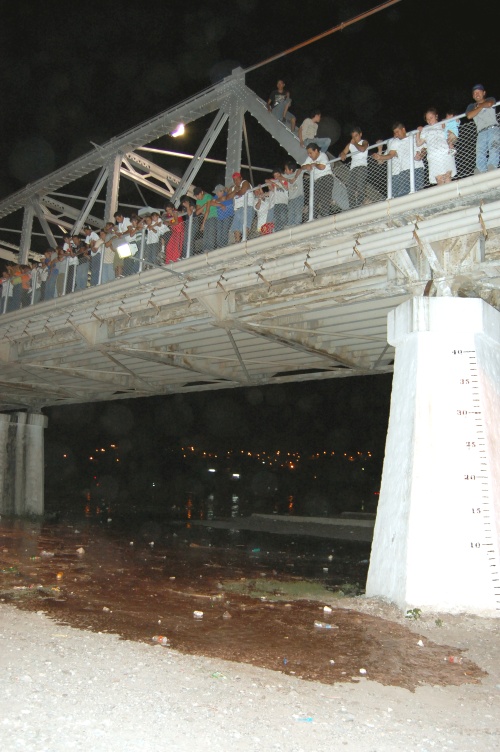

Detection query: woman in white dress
(416, 108), (456, 185)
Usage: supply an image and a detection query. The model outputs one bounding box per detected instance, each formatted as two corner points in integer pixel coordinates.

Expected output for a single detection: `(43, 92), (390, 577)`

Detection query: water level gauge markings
(450, 347), (500, 609)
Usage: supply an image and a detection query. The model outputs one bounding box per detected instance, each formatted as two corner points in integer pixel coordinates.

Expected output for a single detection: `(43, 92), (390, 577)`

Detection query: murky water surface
(0, 515), (485, 691)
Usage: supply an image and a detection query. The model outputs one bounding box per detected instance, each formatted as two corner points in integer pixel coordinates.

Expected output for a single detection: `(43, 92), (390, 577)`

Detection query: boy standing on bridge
(466, 84), (499, 173)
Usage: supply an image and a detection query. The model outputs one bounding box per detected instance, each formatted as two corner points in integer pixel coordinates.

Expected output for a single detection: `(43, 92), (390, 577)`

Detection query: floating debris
(152, 635), (169, 646)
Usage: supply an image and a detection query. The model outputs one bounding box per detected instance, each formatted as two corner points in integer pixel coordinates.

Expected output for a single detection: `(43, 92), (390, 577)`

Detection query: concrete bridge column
(366, 297), (500, 616)
(0, 412), (48, 516)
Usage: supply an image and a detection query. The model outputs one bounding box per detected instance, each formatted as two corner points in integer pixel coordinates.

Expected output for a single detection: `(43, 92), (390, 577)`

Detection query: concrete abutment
(366, 297), (500, 616)
(0, 412), (47, 516)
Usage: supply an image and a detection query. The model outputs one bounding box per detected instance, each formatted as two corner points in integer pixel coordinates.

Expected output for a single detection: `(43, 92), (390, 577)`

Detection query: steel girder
(0, 68), (305, 256)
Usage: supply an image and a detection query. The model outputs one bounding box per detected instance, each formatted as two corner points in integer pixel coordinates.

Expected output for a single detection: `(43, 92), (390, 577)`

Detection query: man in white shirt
(226, 172), (255, 243)
(300, 143), (334, 218)
(113, 211), (134, 276)
(298, 110), (331, 154)
(372, 122), (425, 198)
(83, 225), (101, 286)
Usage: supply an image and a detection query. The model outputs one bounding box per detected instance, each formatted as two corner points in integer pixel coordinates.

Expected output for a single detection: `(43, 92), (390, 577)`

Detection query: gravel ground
(1, 601), (499, 752)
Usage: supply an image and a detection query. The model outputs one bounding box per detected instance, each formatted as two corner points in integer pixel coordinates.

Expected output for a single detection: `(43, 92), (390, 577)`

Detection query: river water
(0, 508), (484, 691)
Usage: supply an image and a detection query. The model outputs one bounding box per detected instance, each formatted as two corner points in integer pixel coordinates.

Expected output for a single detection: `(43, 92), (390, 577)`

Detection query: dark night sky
(0, 0), (494, 198)
(0, 1), (496, 474)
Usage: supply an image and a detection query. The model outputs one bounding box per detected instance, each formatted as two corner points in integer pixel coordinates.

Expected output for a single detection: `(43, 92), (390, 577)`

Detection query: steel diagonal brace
(31, 200), (57, 247)
(124, 153), (181, 192)
(19, 362), (134, 388)
(388, 249), (420, 281)
(40, 196), (102, 229)
(232, 321), (365, 370)
(71, 167), (109, 235)
(119, 165), (174, 200)
(0, 379), (75, 400)
(172, 108), (229, 203)
(105, 344), (242, 383)
(413, 230), (452, 296)
(99, 349), (155, 390)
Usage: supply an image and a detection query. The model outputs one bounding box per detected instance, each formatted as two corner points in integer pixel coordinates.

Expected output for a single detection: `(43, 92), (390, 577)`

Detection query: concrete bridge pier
(0, 412), (48, 516)
(366, 297), (500, 616)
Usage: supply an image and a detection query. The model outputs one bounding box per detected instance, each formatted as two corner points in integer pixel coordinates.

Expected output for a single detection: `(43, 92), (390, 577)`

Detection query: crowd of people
(0, 206), (184, 311)
(1, 83), (498, 312)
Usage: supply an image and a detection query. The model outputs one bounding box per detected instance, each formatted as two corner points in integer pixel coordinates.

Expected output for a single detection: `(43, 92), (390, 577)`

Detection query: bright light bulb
(171, 123), (185, 137)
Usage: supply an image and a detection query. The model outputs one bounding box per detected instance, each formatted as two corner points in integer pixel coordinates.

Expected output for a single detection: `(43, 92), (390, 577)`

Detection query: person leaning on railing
(31, 260), (44, 304)
(179, 195), (203, 258)
(74, 241), (90, 291)
(265, 169), (289, 232)
(92, 229), (115, 284)
(1, 269), (13, 312)
(466, 84), (500, 174)
(210, 185), (234, 249)
(143, 214), (160, 267)
(254, 184), (275, 234)
(416, 108), (456, 186)
(372, 122), (425, 198)
(300, 143), (334, 219)
(283, 160), (304, 227)
(164, 200), (184, 264)
(226, 172), (255, 243)
(194, 186), (218, 252)
(339, 126), (369, 208)
(6, 264), (22, 310)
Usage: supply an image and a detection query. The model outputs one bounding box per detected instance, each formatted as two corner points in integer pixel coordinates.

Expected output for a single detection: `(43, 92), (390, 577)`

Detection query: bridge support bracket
(366, 296), (500, 616)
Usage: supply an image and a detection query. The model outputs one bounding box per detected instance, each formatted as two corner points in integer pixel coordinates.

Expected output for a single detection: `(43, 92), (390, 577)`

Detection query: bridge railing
(1, 106), (499, 313)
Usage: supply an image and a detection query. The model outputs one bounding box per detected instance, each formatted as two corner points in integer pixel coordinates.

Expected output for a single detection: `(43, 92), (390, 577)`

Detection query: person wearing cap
(466, 84), (499, 173)
(210, 185), (234, 249)
(193, 186), (218, 252)
(226, 172), (255, 243)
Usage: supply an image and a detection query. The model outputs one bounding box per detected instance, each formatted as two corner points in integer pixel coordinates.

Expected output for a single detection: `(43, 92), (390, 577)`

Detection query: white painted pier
(0, 412), (47, 516)
(366, 297), (500, 615)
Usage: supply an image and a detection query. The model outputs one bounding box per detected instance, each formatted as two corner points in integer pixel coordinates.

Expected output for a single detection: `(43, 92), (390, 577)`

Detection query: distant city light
(232, 473), (240, 479)
(208, 468), (216, 473)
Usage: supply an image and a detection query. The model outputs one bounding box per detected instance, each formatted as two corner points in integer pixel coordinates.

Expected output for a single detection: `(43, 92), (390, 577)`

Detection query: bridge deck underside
(2, 172), (500, 411)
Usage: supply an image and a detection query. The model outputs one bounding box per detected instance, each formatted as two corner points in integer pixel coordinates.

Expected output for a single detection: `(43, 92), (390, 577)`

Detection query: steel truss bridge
(1, 69), (500, 412)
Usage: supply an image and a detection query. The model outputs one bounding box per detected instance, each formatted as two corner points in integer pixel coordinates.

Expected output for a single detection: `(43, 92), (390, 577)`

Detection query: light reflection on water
(231, 494), (239, 518)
